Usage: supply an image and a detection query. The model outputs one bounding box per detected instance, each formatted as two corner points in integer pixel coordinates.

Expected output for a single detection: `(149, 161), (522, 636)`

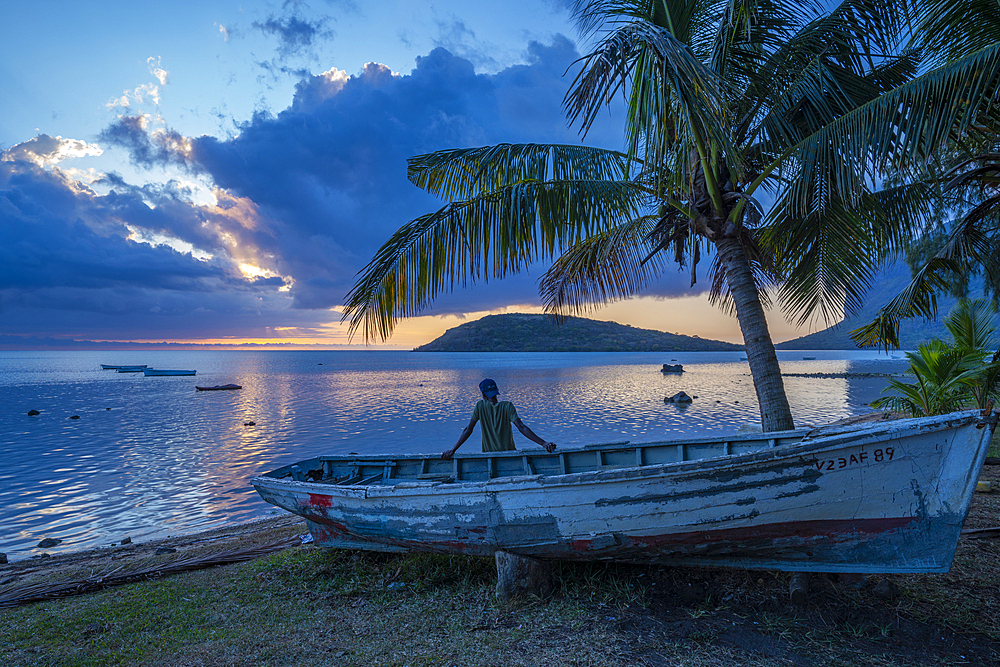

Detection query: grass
(3, 464), (1000, 667)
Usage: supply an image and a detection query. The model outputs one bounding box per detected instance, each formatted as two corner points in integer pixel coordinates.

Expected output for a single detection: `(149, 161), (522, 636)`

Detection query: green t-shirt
(471, 400), (519, 452)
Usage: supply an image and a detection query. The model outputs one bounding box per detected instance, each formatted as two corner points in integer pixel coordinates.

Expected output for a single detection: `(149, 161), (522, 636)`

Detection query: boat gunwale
(251, 410), (988, 497)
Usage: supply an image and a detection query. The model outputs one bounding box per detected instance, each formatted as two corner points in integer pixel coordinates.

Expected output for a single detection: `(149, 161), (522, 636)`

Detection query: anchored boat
(252, 410), (997, 573)
(101, 364), (147, 371)
(143, 369), (196, 376)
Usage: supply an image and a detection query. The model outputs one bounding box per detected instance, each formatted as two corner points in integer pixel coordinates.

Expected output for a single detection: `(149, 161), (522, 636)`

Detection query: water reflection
(0, 349), (906, 560)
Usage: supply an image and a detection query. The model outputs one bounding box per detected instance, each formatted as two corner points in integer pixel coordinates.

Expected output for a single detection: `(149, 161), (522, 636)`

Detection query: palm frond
(539, 214), (663, 316)
(909, 0), (1000, 64)
(407, 144), (634, 201)
(762, 178), (941, 328)
(869, 338), (985, 416)
(851, 190), (1000, 349)
(710, 0), (815, 84)
(767, 197), (881, 327)
(741, 0), (903, 137)
(775, 44), (1000, 221)
(342, 179), (646, 341)
(850, 258), (960, 349)
(944, 297), (997, 353)
(570, 0), (721, 49)
(564, 16), (735, 172)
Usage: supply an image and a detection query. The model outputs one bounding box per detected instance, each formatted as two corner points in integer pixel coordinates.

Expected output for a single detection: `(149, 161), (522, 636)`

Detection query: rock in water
(661, 364), (684, 373)
(27, 409), (40, 416)
(665, 391), (693, 404)
(0, 552), (7, 564)
(37, 538), (62, 548)
(121, 537), (132, 545)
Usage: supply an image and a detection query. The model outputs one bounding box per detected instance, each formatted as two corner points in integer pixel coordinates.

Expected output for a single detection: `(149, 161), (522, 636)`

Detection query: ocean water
(0, 349), (908, 560)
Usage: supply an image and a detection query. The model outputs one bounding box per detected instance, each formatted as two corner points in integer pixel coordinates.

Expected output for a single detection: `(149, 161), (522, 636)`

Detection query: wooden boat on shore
(196, 384), (242, 391)
(143, 369), (196, 376)
(252, 410), (997, 573)
(101, 364), (147, 371)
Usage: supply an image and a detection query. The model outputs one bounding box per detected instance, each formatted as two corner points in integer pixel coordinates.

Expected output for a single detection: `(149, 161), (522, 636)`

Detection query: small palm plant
(872, 299), (1000, 416)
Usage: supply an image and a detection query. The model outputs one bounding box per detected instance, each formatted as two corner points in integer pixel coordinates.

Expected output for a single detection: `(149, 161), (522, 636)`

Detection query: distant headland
(413, 314), (743, 352)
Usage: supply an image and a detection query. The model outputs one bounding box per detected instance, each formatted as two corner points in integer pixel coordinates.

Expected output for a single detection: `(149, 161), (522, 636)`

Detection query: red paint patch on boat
(308, 494), (333, 507)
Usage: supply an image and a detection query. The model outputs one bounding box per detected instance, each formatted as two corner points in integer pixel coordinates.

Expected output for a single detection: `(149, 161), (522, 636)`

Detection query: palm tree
(944, 298), (1000, 411)
(870, 299), (1000, 415)
(870, 339), (985, 416)
(344, 0), (1000, 432)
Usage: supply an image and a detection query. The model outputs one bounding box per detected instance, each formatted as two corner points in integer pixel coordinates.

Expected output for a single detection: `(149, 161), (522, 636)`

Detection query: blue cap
(479, 378), (499, 398)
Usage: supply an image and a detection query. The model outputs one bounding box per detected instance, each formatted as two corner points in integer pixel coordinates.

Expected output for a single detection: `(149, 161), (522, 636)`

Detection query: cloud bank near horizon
(1, 38), (705, 343)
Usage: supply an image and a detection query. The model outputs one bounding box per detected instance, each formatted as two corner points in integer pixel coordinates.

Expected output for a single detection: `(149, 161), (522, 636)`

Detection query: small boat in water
(195, 384), (242, 391)
(143, 369), (196, 376)
(101, 364), (147, 371)
(252, 410), (997, 573)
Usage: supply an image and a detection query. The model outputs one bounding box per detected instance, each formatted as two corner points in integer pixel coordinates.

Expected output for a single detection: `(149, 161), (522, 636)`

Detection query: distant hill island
(414, 314), (743, 352)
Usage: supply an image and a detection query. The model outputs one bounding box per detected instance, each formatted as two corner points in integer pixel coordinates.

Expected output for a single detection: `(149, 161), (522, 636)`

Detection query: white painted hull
(142, 369), (196, 376)
(252, 411), (996, 573)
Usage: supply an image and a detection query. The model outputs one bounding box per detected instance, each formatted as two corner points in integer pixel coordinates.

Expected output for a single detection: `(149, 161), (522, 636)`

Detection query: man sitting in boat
(441, 378), (557, 459)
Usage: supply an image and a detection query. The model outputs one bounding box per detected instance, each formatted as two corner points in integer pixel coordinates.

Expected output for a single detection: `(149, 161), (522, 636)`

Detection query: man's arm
(442, 418), (477, 459)
(514, 418), (556, 453)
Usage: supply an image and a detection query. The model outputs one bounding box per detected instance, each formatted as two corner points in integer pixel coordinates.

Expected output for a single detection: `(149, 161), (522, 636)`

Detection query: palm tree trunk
(714, 236), (794, 432)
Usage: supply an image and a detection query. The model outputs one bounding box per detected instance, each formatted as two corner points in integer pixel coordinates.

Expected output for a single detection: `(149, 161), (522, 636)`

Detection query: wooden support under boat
(495, 551), (553, 600)
(789, 572), (810, 604)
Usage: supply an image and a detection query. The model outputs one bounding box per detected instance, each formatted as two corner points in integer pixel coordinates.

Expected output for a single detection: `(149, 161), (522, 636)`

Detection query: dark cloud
(253, 13), (332, 59)
(250, 3), (335, 81)
(133, 38), (663, 315)
(4, 38), (701, 342)
(0, 159), (322, 340)
(98, 116), (195, 170)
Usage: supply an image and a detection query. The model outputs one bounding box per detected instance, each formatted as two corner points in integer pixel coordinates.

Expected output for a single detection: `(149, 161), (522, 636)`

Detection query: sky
(0, 0), (830, 348)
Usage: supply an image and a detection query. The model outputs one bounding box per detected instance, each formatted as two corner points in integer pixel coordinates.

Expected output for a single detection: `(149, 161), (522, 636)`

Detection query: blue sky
(0, 0), (816, 347)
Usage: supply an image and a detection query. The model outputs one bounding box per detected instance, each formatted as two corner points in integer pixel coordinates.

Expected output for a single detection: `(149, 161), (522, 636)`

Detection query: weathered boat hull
(252, 411), (996, 573)
(196, 384), (242, 391)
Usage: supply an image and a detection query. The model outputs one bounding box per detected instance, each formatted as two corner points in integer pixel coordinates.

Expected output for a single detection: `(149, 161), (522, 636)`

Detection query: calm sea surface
(0, 349), (908, 560)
